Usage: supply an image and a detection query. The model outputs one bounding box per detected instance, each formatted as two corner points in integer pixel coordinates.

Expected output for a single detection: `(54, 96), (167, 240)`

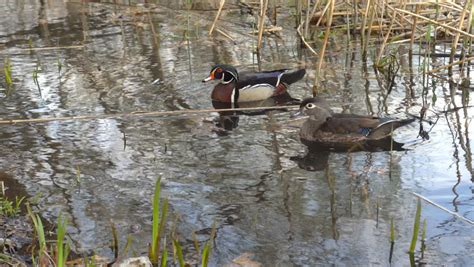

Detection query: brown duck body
(297, 97), (414, 152)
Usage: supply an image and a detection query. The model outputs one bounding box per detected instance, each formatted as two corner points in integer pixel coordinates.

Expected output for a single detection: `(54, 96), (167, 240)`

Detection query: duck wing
(237, 69), (306, 88)
(321, 117), (382, 136)
(323, 114), (414, 138)
(367, 118), (415, 139)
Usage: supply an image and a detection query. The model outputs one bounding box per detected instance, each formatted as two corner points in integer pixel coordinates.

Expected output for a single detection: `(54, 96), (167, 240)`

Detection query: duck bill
(202, 72), (215, 82)
(290, 108), (306, 119)
(202, 76), (213, 82)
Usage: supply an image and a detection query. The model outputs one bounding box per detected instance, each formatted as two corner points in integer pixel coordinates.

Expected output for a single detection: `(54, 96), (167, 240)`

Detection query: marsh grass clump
(0, 195), (25, 217)
(408, 198), (423, 265)
(3, 57), (13, 94)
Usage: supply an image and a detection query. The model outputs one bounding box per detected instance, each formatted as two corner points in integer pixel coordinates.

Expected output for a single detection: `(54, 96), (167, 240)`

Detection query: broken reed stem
(395, 8), (474, 38)
(469, 1), (474, 55)
(409, 5), (419, 53)
(360, 0), (372, 52)
(363, 1), (376, 58)
(208, 0), (226, 35)
(304, 0), (310, 37)
(450, 0), (470, 61)
(315, 0), (331, 27)
(0, 105), (299, 125)
(305, 0), (323, 38)
(215, 28), (235, 41)
(428, 56), (474, 73)
(313, 0), (335, 96)
(376, 4), (399, 64)
(257, 0), (269, 52)
(297, 23), (319, 56)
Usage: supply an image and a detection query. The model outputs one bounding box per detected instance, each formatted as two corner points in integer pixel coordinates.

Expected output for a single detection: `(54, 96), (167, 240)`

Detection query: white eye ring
(305, 103), (316, 109)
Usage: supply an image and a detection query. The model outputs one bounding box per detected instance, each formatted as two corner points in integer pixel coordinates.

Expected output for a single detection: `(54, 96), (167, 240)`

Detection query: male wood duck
(293, 97), (415, 151)
(202, 64), (306, 104)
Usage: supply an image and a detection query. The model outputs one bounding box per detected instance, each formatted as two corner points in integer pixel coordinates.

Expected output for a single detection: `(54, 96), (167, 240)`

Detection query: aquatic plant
(149, 177), (169, 264)
(55, 215), (70, 267)
(409, 198), (422, 254)
(3, 57), (13, 91)
(172, 238), (185, 267)
(27, 204), (48, 266)
(32, 63), (42, 98)
(389, 217), (395, 263)
(0, 196), (25, 217)
(420, 219), (427, 259)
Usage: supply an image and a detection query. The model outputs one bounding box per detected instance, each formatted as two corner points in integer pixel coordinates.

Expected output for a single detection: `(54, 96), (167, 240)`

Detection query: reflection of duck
(202, 64), (305, 104)
(290, 150), (330, 171)
(292, 97), (414, 152)
(212, 93), (300, 131)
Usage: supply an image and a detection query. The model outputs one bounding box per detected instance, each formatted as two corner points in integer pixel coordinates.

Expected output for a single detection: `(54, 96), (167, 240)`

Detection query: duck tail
(279, 69), (306, 85)
(368, 118), (415, 139)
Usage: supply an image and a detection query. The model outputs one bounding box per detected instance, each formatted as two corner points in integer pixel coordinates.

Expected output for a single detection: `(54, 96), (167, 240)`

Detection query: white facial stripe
(231, 88), (236, 108)
(221, 72), (236, 84)
(276, 70), (288, 86)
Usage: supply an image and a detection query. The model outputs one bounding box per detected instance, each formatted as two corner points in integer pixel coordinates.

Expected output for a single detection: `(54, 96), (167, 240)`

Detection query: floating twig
(412, 192), (474, 225)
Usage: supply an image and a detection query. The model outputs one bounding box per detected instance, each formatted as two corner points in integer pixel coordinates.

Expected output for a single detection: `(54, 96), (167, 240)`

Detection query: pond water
(0, 0), (473, 266)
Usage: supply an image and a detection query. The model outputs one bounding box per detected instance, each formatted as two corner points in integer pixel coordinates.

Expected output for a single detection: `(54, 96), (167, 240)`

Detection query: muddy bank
(0, 171), (33, 264)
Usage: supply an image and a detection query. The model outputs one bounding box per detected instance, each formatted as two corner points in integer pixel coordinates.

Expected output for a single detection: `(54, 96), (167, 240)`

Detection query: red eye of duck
(215, 68), (222, 73)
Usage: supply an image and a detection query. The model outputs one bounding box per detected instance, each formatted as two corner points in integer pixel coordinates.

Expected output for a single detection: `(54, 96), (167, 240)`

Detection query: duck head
(202, 64), (239, 84)
(292, 97), (333, 122)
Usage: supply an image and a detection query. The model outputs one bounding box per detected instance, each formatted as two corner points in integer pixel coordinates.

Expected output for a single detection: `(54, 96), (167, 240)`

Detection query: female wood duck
(293, 97), (415, 151)
(202, 64), (306, 104)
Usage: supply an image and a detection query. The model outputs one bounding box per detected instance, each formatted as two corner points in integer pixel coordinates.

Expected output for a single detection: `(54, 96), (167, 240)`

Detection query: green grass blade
(409, 198), (422, 254)
(421, 219), (427, 241)
(172, 239), (185, 267)
(202, 222), (216, 267)
(150, 177), (162, 262)
(56, 215), (67, 267)
(192, 231), (200, 256)
(158, 198), (169, 240)
(122, 234), (133, 256)
(160, 238), (168, 267)
(201, 242), (210, 267)
(390, 217), (395, 243)
(36, 214), (46, 252)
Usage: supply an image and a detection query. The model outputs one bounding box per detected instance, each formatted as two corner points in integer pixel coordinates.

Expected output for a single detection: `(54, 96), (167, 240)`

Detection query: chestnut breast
(211, 83), (235, 103)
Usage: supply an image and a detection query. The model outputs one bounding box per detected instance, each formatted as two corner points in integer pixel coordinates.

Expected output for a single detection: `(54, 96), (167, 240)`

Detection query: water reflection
(211, 92), (299, 131)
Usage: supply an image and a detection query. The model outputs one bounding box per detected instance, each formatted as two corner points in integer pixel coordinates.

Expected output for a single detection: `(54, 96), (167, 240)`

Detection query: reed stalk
(257, 0), (269, 52)
(376, 6), (399, 65)
(304, 0), (322, 38)
(360, 0), (372, 56)
(396, 8), (474, 38)
(209, 0), (225, 35)
(450, 0), (470, 62)
(313, 0), (335, 96)
(362, 1), (376, 59)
